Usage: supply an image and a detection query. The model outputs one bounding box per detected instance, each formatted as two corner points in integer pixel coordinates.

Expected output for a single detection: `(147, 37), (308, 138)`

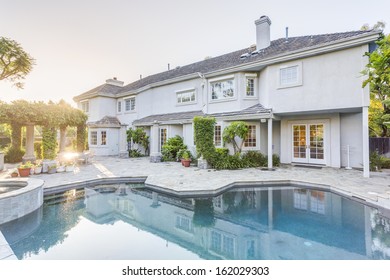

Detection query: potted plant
(181, 150), (191, 167)
(65, 161), (75, 172)
(57, 163), (66, 173)
(17, 161), (34, 177)
(48, 164), (57, 174)
(10, 169), (19, 178)
(34, 163), (43, 174)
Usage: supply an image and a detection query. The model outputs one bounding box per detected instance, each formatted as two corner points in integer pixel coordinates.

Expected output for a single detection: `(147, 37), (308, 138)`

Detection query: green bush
(193, 116), (216, 161)
(213, 153), (246, 170)
(370, 151), (390, 171)
(42, 127), (57, 160)
(177, 148), (193, 161)
(161, 135), (187, 161)
(34, 141), (42, 159)
(4, 146), (25, 163)
(129, 149), (143, 158)
(241, 150), (267, 167)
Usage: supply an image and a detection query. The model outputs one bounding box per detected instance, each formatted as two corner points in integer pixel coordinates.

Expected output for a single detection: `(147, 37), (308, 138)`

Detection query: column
(362, 106), (370, 178)
(59, 127), (67, 153)
(22, 124), (36, 163)
(150, 123), (161, 163)
(268, 187), (273, 230)
(267, 118), (273, 169)
(119, 125), (129, 158)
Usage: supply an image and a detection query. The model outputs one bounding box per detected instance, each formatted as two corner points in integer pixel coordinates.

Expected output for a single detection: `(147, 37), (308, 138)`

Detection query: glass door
(292, 124), (325, 164)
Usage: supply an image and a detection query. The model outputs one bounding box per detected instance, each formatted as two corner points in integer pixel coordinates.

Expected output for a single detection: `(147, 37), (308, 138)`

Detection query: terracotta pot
(182, 159), (191, 167)
(11, 172), (19, 178)
(18, 168), (31, 177)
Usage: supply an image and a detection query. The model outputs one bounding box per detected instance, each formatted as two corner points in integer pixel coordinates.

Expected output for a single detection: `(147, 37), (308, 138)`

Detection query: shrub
(241, 150), (266, 167)
(42, 127), (57, 160)
(193, 116), (216, 161)
(222, 121), (248, 154)
(34, 141), (42, 159)
(272, 154), (281, 167)
(127, 127), (150, 155)
(4, 146), (25, 163)
(161, 135), (187, 161)
(129, 149), (143, 157)
(177, 148), (193, 161)
(370, 151), (390, 171)
(213, 153), (246, 170)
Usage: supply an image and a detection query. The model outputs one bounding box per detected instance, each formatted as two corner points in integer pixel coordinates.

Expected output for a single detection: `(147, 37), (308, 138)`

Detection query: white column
(268, 187), (273, 230)
(59, 127), (67, 153)
(267, 118), (273, 169)
(150, 123), (161, 162)
(362, 106), (370, 177)
(22, 124), (36, 162)
(119, 125), (128, 158)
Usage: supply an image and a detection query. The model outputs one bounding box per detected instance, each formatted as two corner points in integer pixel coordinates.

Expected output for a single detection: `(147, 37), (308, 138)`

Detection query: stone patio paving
(1, 156), (390, 208)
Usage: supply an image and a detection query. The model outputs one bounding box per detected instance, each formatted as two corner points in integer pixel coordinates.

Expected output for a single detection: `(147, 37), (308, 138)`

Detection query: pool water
(1, 184), (390, 260)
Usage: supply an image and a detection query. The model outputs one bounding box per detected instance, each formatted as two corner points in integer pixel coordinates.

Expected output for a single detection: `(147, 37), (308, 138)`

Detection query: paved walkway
(1, 156), (390, 209)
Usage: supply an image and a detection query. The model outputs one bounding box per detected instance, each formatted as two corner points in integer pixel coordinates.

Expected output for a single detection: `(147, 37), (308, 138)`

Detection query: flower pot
(57, 166), (65, 173)
(34, 166), (42, 174)
(18, 168), (31, 177)
(11, 172), (19, 178)
(48, 167), (57, 174)
(182, 159), (191, 167)
(65, 165), (75, 172)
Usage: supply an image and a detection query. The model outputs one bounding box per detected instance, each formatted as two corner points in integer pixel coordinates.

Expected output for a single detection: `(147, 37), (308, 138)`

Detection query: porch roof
(133, 103), (272, 126)
(88, 116), (122, 128)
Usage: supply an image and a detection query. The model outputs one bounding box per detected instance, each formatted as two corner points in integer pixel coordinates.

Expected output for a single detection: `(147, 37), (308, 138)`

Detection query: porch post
(150, 122), (161, 163)
(22, 124), (36, 163)
(362, 106), (370, 177)
(267, 118), (273, 169)
(59, 127), (67, 153)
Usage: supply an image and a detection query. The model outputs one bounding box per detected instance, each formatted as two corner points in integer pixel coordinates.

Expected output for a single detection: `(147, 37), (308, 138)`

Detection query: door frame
(288, 119), (330, 166)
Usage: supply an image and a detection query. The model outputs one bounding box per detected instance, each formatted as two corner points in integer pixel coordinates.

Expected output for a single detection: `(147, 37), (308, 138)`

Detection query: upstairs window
(278, 62), (302, 88)
(125, 97), (136, 111)
(246, 78), (255, 97)
(117, 101), (122, 113)
(211, 79), (235, 100)
(177, 90), (196, 104)
(81, 101), (89, 113)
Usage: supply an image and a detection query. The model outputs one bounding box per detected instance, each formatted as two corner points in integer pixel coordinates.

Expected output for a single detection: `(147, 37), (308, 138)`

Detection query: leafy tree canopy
(0, 37), (35, 89)
(362, 33), (390, 136)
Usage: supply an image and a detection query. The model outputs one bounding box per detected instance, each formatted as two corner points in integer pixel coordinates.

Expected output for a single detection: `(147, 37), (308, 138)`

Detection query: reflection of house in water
(83, 185), (389, 260)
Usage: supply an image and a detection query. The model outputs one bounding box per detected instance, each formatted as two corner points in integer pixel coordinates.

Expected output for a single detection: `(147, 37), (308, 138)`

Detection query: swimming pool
(1, 183), (389, 260)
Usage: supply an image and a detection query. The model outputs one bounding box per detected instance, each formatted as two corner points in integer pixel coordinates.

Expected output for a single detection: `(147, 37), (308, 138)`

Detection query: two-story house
(74, 16), (381, 177)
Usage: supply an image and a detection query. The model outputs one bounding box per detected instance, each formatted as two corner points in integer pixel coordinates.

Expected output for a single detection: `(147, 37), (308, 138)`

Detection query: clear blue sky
(0, 0), (389, 105)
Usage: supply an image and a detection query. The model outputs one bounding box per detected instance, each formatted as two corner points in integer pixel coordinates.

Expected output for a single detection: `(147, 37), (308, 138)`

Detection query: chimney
(105, 77), (124, 87)
(255, 15), (271, 50)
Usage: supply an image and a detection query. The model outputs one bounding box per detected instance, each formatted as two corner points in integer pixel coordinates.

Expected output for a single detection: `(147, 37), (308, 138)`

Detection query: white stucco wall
(340, 112), (363, 169)
(83, 97), (116, 122)
(89, 128), (119, 156)
(266, 46), (369, 114)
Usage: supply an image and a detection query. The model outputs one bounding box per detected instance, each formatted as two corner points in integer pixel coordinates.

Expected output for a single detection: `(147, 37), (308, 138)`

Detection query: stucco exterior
(73, 16), (380, 177)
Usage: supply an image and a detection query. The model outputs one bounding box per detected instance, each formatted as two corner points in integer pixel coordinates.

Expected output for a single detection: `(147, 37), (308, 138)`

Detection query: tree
(222, 121), (249, 154)
(362, 34), (390, 137)
(0, 37), (35, 89)
(361, 21), (386, 31)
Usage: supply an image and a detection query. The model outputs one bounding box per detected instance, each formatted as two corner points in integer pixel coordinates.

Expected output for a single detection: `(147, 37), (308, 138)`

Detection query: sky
(0, 0), (389, 106)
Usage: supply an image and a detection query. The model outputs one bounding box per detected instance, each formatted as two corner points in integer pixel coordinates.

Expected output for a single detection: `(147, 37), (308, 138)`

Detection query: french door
(292, 123), (325, 164)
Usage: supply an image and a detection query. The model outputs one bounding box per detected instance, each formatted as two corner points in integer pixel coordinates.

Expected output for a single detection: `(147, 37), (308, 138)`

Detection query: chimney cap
(255, 15), (271, 26)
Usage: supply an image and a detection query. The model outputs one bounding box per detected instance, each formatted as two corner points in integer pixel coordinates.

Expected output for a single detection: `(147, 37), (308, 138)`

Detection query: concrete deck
(1, 156), (389, 208)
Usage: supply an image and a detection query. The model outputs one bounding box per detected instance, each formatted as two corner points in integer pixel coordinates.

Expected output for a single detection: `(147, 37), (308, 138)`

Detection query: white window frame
(277, 61), (303, 89)
(100, 130), (107, 146)
(124, 96), (136, 112)
(117, 100), (122, 113)
(244, 73), (257, 99)
(176, 88), (197, 105)
(81, 100), (89, 113)
(214, 123), (223, 147)
(209, 75), (236, 103)
(90, 130), (98, 146)
(242, 122), (260, 151)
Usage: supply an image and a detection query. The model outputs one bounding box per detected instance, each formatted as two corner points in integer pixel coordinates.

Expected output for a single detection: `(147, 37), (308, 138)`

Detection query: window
(246, 78), (255, 97)
(177, 90), (196, 104)
(90, 131), (97, 145)
(214, 125), (222, 147)
(211, 231), (222, 252)
(244, 125), (256, 147)
(294, 189), (308, 210)
(211, 79), (235, 100)
(213, 196), (222, 208)
(278, 62), (302, 88)
(81, 101), (89, 113)
(175, 215), (192, 233)
(125, 97), (136, 111)
(310, 191), (325, 214)
(101, 131), (107, 145)
(210, 230), (235, 258)
(117, 101), (122, 113)
(159, 128), (167, 150)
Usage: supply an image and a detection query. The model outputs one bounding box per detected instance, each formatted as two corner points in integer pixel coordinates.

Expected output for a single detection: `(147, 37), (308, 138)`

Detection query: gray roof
(88, 116), (122, 128)
(134, 103), (272, 125)
(75, 30), (379, 101)
(74, 84), (123, 101)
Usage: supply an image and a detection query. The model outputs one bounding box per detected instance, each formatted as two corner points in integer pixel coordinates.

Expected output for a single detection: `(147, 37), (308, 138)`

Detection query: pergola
(0, 100), (87, 162)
